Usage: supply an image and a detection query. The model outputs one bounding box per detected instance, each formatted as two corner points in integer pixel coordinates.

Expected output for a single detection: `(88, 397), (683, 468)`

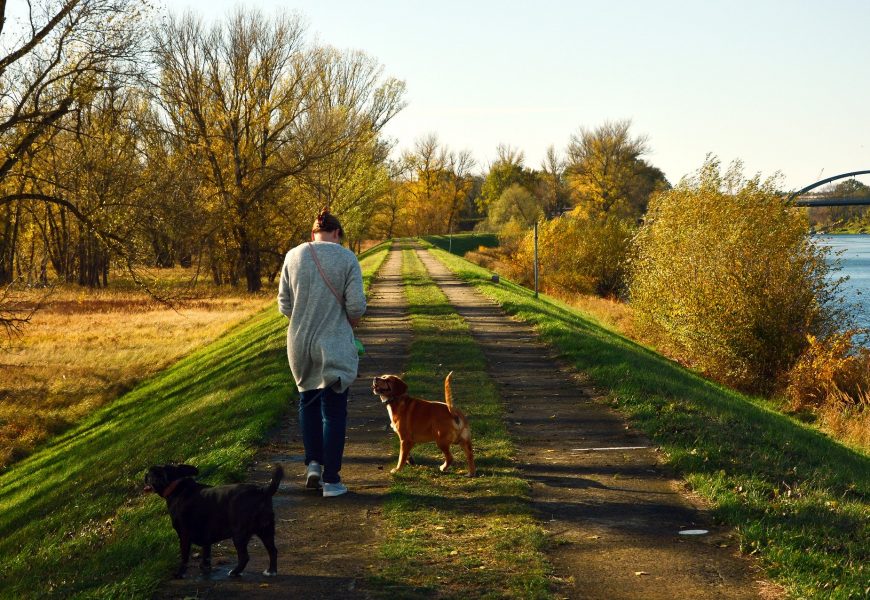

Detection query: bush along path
(414, 244), (777, 600)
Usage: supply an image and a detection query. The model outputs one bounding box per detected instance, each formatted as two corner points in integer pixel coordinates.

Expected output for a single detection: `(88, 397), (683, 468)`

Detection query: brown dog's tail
(266, 465), (284, 496)
(444, 371), (456, 414)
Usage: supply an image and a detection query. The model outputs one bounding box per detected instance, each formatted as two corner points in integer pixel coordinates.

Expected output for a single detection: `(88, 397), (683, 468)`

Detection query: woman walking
(277, 208), (366, 497)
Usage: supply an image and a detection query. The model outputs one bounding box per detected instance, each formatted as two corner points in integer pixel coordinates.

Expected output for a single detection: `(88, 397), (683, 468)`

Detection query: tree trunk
(0, 202), (19, 284)
(236, 222), (261, 292)
(77, 232), (107, 288)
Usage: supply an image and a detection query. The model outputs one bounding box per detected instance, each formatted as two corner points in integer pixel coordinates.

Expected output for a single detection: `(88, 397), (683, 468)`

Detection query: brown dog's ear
(388, 376), (408, 397)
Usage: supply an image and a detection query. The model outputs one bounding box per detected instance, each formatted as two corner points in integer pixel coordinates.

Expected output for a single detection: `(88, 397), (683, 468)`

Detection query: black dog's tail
(266, 465), (284, 496)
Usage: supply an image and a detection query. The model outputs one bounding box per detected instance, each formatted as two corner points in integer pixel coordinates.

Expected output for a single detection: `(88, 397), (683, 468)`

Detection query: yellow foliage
(785, 331), (870, 448)
(504, 212), (633, 297)
(786, 331), (870, 408)
(629, 157), (840, 393)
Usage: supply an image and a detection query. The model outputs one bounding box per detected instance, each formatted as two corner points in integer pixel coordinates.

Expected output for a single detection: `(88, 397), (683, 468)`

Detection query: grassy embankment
(424, 232), (499, 256)
(429, 245), (868, 600)
(368, 248), (552, 599)
(822, 222), (870, 234)
(0, 269), (274, 468)
(0, 242), (391, 599)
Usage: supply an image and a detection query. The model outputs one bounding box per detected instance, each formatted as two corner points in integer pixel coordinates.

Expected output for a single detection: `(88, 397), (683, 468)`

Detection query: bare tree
(539, 144), (567, 217)
(0, 0), (145, 185)
(444, 149), (474, 234)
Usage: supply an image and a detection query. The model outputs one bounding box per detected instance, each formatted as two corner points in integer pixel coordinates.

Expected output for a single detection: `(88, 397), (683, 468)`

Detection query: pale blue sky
(11, 0), (870, 189)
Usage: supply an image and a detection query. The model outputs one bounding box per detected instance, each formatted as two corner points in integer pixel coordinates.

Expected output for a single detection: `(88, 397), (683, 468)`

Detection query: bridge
(788, 170), (870, 206)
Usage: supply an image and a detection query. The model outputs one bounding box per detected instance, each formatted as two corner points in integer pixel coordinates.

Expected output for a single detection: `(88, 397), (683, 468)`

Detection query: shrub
(629, 157), (842, 393)
(785, 331), (870, 447)
(506, 211), (634, 297)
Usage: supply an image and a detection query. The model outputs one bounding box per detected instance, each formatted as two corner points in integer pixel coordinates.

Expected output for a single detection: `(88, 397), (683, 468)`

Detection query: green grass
(369, 248), (552, 599)
(824, 224), (870, 235)
(428, 245), (869, 600)
(0, 241), (391, 599)
(423, 233), (499, 257)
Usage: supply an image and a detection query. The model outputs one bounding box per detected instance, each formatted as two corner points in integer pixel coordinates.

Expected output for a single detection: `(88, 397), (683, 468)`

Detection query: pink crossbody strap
(307, 242), (345, 310)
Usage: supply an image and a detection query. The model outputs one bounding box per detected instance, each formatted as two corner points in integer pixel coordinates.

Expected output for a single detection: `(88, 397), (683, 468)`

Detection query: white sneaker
(322, 482), (347, 497)
(305, 461), (322, 489)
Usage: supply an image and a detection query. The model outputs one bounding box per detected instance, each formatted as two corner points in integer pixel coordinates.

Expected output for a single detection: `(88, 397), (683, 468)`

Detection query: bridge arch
(788, 170), (870, 207)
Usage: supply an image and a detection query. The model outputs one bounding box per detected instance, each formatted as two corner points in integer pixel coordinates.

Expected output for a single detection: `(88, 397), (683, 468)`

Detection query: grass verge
(423, 233), (499, 257)
(0, 241), (390, 599)
(428, 245), (869, 600)
(368, 248), (552, 599)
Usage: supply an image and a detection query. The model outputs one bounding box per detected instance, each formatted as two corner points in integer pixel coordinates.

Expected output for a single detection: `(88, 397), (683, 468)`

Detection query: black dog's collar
(161, 478), (183, 498)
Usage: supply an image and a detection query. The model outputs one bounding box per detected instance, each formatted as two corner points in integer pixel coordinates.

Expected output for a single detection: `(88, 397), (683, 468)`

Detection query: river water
(817, 234), (870, 341)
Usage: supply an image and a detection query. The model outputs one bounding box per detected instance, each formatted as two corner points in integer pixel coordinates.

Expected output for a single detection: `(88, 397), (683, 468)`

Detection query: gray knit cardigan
(277, 241), (367, 392)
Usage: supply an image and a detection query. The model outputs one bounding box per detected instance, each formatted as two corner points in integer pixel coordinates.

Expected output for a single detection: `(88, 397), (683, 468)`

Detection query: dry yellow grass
(0, 271), (273, 467)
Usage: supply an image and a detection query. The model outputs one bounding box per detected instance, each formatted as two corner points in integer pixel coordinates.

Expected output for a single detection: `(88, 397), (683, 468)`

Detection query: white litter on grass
(678, 529), (709, 535)
(571, 446), (650, 452)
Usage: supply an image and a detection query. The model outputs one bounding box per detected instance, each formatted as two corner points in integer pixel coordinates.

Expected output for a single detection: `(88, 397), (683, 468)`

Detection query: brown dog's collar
(380, 393), (407, 405)
(161, 478), (183, 498)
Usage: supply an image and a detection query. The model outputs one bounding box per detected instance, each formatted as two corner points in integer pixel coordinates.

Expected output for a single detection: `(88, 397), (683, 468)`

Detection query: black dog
(144, 463), (283, 578)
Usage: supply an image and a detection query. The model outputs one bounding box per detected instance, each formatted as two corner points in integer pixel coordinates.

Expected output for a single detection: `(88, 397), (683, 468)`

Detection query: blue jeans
(299, 386), (348, 484)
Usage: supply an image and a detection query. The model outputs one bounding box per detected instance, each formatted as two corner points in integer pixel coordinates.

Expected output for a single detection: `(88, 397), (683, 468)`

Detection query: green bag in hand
(354, 338), (365, 357)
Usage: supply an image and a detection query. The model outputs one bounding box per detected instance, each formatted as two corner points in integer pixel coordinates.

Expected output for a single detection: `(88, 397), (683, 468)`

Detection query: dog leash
(300, 379), (341, 409)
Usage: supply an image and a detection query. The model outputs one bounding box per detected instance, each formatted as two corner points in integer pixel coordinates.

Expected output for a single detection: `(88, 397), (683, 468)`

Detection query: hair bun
(312, 206), (343, 237)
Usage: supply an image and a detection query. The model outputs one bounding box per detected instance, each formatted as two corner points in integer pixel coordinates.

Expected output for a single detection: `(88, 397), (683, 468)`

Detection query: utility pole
(534, 221), (539, 299)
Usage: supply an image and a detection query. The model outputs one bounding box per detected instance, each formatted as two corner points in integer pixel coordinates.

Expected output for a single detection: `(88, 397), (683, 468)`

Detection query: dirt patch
(415, 247), (780, 600)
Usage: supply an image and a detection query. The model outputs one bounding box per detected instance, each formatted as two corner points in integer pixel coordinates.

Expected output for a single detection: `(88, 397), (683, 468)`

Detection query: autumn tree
(483, 183), (543, 230)
(0, 0), (147, 337)
(369, 159), (406, 239)
(477, 144), (536, 214)
(537, 145), (568, 217)
(398, 134), (475, 236)
(807, 179), (870, 230)
(153, 10), (404, 291)
(0, 0), (147, 281)
(565, 119), (668, 219)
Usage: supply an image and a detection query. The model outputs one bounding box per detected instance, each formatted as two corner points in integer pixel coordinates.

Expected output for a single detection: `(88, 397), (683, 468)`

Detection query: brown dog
(372, 372), (475, 477)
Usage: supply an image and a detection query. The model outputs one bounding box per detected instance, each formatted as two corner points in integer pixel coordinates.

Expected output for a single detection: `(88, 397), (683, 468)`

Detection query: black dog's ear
(176, 464), (199, 477)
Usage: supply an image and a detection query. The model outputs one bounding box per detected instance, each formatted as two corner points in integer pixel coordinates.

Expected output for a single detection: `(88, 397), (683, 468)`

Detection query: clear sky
(18, 0), (870, 190)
